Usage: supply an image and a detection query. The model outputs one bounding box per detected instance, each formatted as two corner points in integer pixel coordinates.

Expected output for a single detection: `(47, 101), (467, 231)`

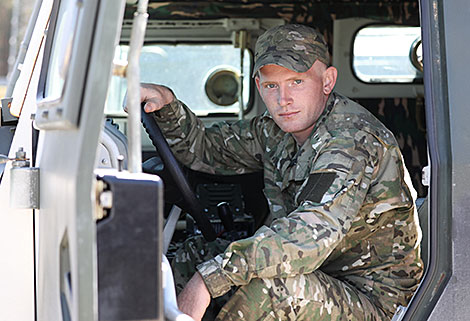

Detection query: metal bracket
(9, 148), (40, 209)
(94, 179), (112, 221)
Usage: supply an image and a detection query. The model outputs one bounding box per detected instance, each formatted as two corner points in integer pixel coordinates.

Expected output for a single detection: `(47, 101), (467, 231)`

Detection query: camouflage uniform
(155, 24), (423, 320)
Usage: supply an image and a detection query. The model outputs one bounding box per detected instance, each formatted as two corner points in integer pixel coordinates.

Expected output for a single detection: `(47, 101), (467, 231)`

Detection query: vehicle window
(105, 44), (252, 116)
(44, 0), (81, 100)
(352, 25), (422, 83)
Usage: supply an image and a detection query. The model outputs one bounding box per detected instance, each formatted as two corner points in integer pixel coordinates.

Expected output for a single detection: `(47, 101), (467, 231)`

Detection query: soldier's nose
(278, 87), (293, 108)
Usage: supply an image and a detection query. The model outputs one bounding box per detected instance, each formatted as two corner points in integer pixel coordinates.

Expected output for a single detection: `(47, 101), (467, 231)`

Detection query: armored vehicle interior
(103, 0), (429, 318)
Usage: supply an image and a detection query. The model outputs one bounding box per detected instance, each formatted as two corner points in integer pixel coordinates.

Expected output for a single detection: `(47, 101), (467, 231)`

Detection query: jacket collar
(270, 93), (338, 190)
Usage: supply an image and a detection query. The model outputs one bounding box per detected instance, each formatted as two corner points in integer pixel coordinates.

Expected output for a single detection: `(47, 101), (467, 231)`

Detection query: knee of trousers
(219, 270), (387, 321)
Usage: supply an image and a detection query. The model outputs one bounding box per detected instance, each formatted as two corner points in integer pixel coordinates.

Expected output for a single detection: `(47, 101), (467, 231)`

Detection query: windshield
(105, 44), (252, 116)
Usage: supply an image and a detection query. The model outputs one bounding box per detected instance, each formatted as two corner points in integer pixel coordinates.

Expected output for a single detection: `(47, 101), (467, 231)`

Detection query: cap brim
(252, 52), (315, 77)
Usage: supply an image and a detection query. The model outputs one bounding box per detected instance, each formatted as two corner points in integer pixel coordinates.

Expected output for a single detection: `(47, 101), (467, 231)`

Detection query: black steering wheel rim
(140, 105), (217, 241)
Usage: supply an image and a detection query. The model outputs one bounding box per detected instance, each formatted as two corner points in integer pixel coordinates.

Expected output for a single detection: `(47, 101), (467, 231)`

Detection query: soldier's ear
(255, 75), (262, 93)
(323, 66), (337, 95)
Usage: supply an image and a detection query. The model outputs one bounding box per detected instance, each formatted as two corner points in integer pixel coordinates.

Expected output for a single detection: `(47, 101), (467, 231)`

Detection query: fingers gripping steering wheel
(140, 105), (217, 241)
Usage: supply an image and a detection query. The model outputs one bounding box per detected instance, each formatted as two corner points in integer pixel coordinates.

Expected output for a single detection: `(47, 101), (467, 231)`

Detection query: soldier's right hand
(124, 83), (175, 113)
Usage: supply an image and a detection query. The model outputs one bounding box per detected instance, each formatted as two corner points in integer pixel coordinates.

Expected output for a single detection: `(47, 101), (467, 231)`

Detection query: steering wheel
(140, 105), (217, 241)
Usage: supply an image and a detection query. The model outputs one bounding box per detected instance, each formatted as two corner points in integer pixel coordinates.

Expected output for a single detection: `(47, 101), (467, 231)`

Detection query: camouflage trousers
(172, 236), (388, 321)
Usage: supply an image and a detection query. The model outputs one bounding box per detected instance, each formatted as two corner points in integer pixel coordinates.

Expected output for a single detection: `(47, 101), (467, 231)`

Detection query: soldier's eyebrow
(260, 80), (278, 86)
(260, 75), (306, 85)
(286, 74), (308, 82)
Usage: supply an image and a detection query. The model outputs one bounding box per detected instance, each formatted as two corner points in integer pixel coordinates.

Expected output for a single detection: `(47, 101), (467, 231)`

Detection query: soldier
(139, 24), (423, 320)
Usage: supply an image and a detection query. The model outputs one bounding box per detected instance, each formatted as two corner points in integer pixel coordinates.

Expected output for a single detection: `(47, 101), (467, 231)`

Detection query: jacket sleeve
(197, 131), (381, 298)
(152, 98), (265, 175)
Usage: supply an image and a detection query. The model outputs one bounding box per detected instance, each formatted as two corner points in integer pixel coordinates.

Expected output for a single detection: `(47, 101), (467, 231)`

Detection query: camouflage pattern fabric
(173, 236), (388, 321)
(253, 24), (329, 76)
(358, 97), (427, 197)
(216, 268), (388, 320)
(153, 92), (423, 319)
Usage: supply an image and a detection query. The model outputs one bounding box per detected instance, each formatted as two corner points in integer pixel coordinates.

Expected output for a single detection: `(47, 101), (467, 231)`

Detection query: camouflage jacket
(153, 92), (423, 316)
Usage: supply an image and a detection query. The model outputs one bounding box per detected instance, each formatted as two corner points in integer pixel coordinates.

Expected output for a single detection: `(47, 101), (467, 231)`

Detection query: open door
(32, 0), (126, 320)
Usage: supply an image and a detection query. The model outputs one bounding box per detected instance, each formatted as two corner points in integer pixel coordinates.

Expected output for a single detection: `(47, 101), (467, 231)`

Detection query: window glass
(44, 0), (81, 100)
(105, 44), (252, 116)
(353, 25), (422, 83)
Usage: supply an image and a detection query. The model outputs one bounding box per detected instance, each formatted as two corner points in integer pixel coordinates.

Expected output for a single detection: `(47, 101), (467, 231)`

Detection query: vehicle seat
(97, 118), (128, 170)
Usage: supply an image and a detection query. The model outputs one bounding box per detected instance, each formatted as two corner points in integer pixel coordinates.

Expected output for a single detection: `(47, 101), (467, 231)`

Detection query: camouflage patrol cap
(252, 24), (329, 77)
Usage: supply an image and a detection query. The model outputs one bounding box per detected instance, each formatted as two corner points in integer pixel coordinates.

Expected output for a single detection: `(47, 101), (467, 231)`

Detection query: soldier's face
(256, 61), (337, 145)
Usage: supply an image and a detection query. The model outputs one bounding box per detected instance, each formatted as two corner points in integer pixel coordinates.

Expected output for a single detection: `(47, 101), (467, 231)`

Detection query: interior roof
(124, 0), (420, 28)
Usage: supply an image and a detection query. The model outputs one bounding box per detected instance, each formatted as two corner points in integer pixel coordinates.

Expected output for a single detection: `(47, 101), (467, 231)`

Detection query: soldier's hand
(177, 272), (211, 321)
(124, 83), (175, 113)
(141, 83), (175, 113)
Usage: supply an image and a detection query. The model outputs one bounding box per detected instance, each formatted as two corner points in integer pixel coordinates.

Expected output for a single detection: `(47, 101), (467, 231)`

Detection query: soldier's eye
(265, 83), (277, 89)
(294, 79), (303, 85)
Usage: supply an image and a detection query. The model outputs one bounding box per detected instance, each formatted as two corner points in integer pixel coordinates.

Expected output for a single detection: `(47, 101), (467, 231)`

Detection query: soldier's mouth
(279, 111), (300, 118)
